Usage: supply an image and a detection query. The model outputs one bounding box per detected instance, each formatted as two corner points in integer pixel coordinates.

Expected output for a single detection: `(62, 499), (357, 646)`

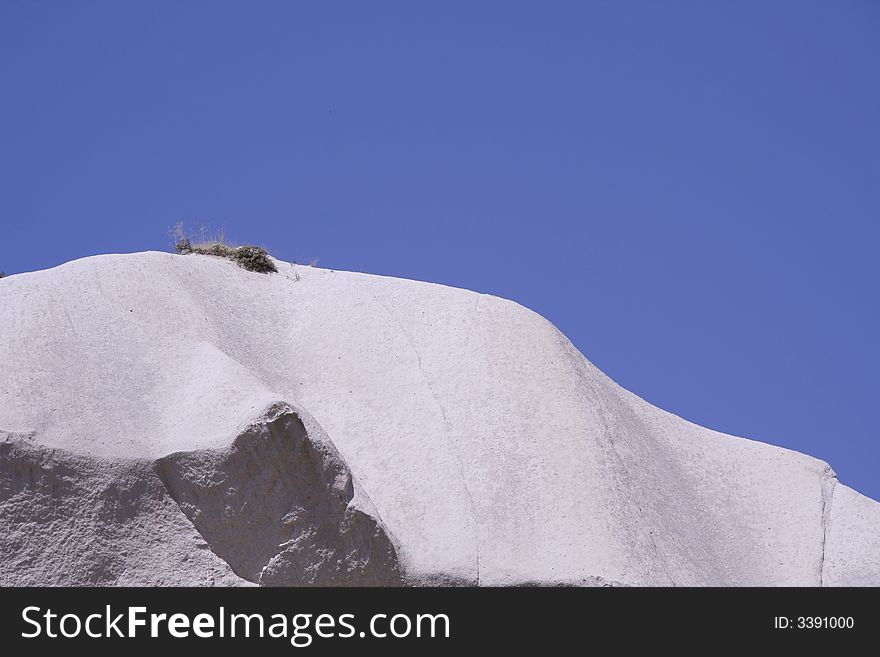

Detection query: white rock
(0, 252), (877, 586)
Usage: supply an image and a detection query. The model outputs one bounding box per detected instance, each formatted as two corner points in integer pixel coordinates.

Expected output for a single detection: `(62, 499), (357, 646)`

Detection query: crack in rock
(819, 465), (838, 587)
(371, 293), (482, 585)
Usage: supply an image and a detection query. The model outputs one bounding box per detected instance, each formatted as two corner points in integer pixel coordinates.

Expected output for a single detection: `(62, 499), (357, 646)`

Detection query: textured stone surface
(0, 252), (877, 586)
(0, 434), (244, 586)
(156, 403), (400, 586)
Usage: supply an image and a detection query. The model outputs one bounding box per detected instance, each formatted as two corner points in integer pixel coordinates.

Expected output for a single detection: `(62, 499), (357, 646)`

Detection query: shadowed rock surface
(0, 435), (243, 586)
(156, 403), (400, 586)
(0, 252), (878, 586)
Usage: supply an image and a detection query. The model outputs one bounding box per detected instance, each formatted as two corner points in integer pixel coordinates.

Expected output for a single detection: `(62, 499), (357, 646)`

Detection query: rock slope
(1, 252), (877, 586)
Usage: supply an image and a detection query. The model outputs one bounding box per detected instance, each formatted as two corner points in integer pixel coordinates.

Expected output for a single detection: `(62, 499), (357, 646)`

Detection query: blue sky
(2, 2), (878, 500)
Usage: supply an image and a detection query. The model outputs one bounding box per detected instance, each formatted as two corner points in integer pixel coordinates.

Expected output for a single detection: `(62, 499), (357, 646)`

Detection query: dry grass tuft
(169, 222), (277, 273)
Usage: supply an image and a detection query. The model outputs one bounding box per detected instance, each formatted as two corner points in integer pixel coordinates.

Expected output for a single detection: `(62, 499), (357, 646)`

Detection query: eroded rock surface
(156, 403), (400, 586)
(1, 252), (878, 586)
(1, 404), (400, 587)
(0, 435), (242, 586)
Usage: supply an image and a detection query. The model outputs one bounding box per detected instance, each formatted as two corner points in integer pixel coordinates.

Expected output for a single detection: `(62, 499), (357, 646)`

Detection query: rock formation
(1, 252), (877, 585)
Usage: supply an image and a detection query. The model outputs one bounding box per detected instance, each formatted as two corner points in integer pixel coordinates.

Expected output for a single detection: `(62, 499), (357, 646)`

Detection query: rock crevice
(819, 466), (838, 586)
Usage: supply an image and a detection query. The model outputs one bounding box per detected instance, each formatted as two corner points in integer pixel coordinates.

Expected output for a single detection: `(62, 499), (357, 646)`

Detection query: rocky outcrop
(1, 252), (878, 586)
(156, 403), (400, 586)
(1, 404), (400, 587)
(0, 432), (243, 586)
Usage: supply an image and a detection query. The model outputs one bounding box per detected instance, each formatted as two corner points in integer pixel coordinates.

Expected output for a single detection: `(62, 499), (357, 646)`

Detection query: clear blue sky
(2, 2), (878, 500)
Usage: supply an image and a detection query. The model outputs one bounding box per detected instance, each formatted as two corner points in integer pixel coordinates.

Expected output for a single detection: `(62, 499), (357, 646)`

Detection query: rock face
(1, 252), (877, 586)
(155, 402), (400, 586)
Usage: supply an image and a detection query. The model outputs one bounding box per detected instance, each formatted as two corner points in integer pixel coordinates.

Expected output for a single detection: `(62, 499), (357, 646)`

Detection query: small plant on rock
(168, 222), (277, 274)
(232, 245), (277, 273)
